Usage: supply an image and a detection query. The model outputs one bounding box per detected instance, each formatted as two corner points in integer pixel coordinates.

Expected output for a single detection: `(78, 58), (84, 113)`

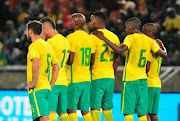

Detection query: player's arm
(29, 58), (40, 90)
(50, 62), (60, 88)
(90, 53), (95, 67)
(113, 53), (120, 73)
(155, 40), (167, 58)
(67, 52), (75, 65)
(92, 31), (128, 53)
(146, 61), (151, 74)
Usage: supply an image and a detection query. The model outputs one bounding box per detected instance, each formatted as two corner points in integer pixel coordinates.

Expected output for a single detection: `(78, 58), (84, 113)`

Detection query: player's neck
(31, 35), (41, 42)
(51, 30), (59, 38)
(74, 27), (83, 31)
(97, 26), (105, 29)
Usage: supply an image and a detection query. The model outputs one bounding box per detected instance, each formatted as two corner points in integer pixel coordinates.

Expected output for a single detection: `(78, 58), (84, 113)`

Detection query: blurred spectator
(0, 32), (7, 66)
(5, 20), (17, 42)
(167, 43), (180, 66)
(4, 40), (23, 65)
(48, 4), (63, 22)
(17, 14), (30, 38)
(163, 7), (180, 32)
(1, 0), (180, 66)
(17, 1), (29, 25)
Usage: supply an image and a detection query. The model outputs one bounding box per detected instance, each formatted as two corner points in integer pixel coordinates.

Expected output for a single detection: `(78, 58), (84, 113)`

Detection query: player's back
(122, 33), (160, 81)
(147, 40), (162, 88)
(47, 34), (70, 86)
(90, 29), (120, 80)
(66, 30), (94, 83)
(27, 39), (54, 92)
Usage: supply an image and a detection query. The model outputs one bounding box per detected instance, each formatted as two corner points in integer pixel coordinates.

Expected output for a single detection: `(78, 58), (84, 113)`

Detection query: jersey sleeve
(67, 35), (76, 52)
(150, 38), (160, 53)
(122, 35), (133, 49)
(90, 34), (97, 52)
(29, 43), (40, 60)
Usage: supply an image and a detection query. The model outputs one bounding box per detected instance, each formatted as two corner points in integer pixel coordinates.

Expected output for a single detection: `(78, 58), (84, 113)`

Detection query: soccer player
(26, 20), (60, 121)
(89, 12), (120, 121)
(40, 17), (71, 121)
(66, 13), (95, 121)
(92, 17), (167, 121)
(143, 23), (166, 121)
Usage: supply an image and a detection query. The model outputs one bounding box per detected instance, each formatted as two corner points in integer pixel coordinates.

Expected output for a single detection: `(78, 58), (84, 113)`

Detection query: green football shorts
(90, 78), (115, 110)
(67, 82), (90, 111)
(47, 85), (68, 113)
(29, 89), (49, 120)
(121, 79), (148, 116)
(148, 87), (161, 114)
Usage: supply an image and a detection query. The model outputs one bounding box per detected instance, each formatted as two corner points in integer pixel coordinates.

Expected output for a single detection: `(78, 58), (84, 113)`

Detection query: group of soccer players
(26, 11), (167, 121)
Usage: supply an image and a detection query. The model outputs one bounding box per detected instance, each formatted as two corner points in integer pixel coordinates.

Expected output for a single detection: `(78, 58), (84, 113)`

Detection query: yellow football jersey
(147, 40), (162, 88)
(90, 29), (120, 80)
(122, 33), (160, 81)
(66, 30), (95, 83)
(27, 39), (58, 93)
(47, 34), (70, 86)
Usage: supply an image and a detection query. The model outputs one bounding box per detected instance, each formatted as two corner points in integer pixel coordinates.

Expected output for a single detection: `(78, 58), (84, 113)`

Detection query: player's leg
(148, 87), (161, 121)
(29, 89), (51, 121)
(101, 78), (115, 121)
(57, 85), (70, 121)
(121, 81), (137, 121)
(39, 116), (51, 121)
(149, 114), (159, 121)
(146, 114), (150, 121)
(136, 79), (148, 121)
(67, 83), (81, 121)
(78, 82), (92, 121)
(47, 85), (62, 121)
(90, 79), (105, 121)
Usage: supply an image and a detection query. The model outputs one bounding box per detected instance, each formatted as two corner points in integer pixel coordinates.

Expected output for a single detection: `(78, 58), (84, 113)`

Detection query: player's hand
(156, 39), (164, 50)
(92, 31), (105, 40)
(28, 81), (37, 91)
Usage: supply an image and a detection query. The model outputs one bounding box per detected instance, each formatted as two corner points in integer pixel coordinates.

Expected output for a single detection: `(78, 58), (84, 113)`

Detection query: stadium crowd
(0, 0), (180, 66)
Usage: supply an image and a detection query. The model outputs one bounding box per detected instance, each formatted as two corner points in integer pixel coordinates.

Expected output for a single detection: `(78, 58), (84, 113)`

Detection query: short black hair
(40, 17), (56, 29)
(26, 20), (42, 35)
(126, 17), (141, 31)
(92, 12), (107, 23)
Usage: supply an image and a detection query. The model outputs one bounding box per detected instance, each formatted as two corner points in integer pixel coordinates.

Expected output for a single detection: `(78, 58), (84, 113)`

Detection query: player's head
(90, 12), (107, 31)
(142, 23), (157, 39)
(26, 20), (42, 41)
(68, 13), (86, 30)
(40, 17), (56, 40)
(125, 17), (141, 35)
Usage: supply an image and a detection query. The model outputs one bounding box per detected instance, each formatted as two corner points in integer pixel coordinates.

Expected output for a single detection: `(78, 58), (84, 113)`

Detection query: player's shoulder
(66, 32), (74, 39)
(29, 39), (41, 48)
(103, 29), (116, 35)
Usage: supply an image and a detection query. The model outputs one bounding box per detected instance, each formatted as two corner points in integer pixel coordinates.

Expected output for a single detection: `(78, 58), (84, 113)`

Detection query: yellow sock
(139, 115), (147, 121)
(103, 110), (113, 121)
(47, 120), (52, 121)
(91, 110), (101, 121)
(125, 115), (134, 121)
(59, 113), (70, 121)
(69, 113), (78, 121)
(49, 113), (57, 121)
(83, 112), (92, 121)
